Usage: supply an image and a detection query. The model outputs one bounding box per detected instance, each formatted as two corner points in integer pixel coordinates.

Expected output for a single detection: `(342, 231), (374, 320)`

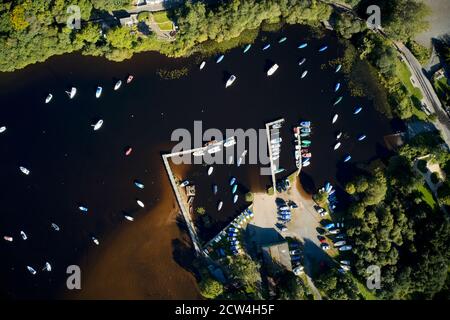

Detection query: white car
(321, 243), (330, 250)
(289, 249), (301, 255)
(293, 265), (304, 275)
(328, 228), (340, 234)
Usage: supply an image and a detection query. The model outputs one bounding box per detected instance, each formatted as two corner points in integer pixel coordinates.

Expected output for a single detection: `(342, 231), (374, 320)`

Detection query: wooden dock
(265, 118), (285, 194)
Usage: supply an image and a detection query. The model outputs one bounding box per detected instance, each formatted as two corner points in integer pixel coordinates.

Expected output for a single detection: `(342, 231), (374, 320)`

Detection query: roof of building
(261, 240), (292, 272)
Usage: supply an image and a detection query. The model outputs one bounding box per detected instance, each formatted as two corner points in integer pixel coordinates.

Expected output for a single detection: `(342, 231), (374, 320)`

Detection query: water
(0, 25), (393, 299)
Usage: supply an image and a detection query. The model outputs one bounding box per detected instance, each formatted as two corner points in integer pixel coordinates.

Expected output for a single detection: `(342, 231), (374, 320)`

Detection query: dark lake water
(0, 24), (393, 299)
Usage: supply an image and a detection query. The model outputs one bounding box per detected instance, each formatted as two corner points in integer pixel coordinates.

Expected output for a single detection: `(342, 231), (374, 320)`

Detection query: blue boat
(335, 64), (342, 73)
(233, 194), (238, 203)
(300, 121), (311, 127)
(216, 55), (224, 63)
(335, 83), (341, 92)
(78, 206), (88, 212)
(298, 42), (308, 49)
(243, 44), (251, 53)
(358, 134), (367, 141)
(134, 180), (145, 189)
(213, 184), (218, 194)
(325, 182), (331, 192)
(319, 45), (328, 52)
(262, 43), (271, 50)
(278, 37), (287, 43)
(232, 184), (238, 194)
(324, 223), (335, 230)
(344, 155), (352, 163)
(353, 106), (363, 115)
(229, 177), (236, 186)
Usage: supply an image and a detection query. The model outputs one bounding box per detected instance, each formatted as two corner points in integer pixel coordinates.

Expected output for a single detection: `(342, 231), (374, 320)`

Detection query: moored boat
(134, 180), (144, 189)
(298, 42), (308, 49)
(336, 132), (343, 139)
(125, 146), (133, 156)
(124, 214), (134, 221)
(353, 106), (363, 115)
(199, 61), (206, 70)
(136, 199), (145, 208)
(92, 119), (104, 131)
(298, 58), (306, 66)
(334, 82), (341, 92)
(224, 136), (236, 147)
(232, 184), (238, 194)
(180, 180), (189, 187)
(301, 70), (308, 79)
(357, 134), (367, 141)
(78, 206), (88, 213)
(267, 63), (279, 76)
(243, 44), (251, 53)
(45, 94), (53, 104)
(333, 96), (343, 105)
(51, 223), (60, 231)
(230, 177), (237, 186)
(208, 145), (221, 154)
(96, 86), (102, 98)
(127, 75), (134, 84)
(237, 150), (247, 167)
(3, 236), (13, 242)
(193, 149), (205, 157)
(278, 37), (287, 43)
(114, 80), (122, 91)
(300, 121), (311, 127)
(225, 74), (236, 88)
(92, 237), (100, 245)
(216, 55), (224, 63)
(19, 166), (30, 175)
(213, 184), (218, 195)
(334, 142), (341, 150)
(344, 155), (352, 162)
(332, 114), (339, 124)
(43, 262), (52, 272)
(233, 194), (238, 203)
(262, 43), (271, 50)
(207, 166), (214, 176)
(66, 87), (77, 99)
(319, 45), (328, 52)
(0, 126), (6, 133)
(27, 266), (37, 275)
(302, 160), (311, 167)
(217, 201), (223, 211)
(335, 64), (342, 73)
(20, 231), (27, 240)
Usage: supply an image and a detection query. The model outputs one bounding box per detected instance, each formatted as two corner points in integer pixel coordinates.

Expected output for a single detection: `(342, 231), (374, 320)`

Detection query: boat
(78, 206), (88, 213)
(301, 70), (308, 79)
(51, 223), (60, 231)
(302, 160), (311, 167)
(339, 245), (352, 251)
(27, 266), (37, 275)
(180, 180), (189, 187)
(213, 184), (218, 194)
(334, 96), (343, 105)
(230, 177), (237, 186)
(340, 260), (351, 266)
(228, 155), (233, 164)
(225, 74), (236, 88)
(237, 150), (247, 167)
(334, 142), (341, 150)
(136, 200), (145, 208)
(3, 236), (13, 242)
(216, 55), (224, 63)
(334, 83), (341, 92)
(335, 64), (342, 73)
(243, 44), (252, 53)
(358, 134), (367, 141)
(232, 184), (238, 194)
(301, 128), (311, 133)
(20, 231), (27, 240)
(298, 43), (308, 49)
(66, 87), (76, 99)
(19, 166), (30, 175)
(207, 145), (221, 154)
(271, 137), (282, 144)
(0, 126), (6, 133)
(43, 262), (51, 272)
(332, 114), (339, 124)
(267, 63), (279, 76)
(302, 153), (312, 158)
(124, 214), (134, 221)
(272, 123), (282, 129)
(92, 237), (100, 245)
(134, 180), (144, 189)
(300, 133), (310, 137)
(298, 58), (306, 66)
(344, 155), (351, 162)
(125, 147), (133, 156)
(224, 136), (236, 147)
(92, 119), (104, 131)
(300, 121), (311, 127)
(45, 94), (53, 104)
(114, 80), (122, 91)
(233, 194), (238, 203)
(278, 37), (287, 43)
(193, 150), (205, 157)
(199, 61), (206, 70)
(353, 106), (363, 115)
(95, 86), (102, 98)
(336, 132), (343, 139)
(127, 75), (134, 84)
(207, 166), (214, 176)
(302, 139), (311, 145)
(319, 45), (328, 52)
(262, 43), (271, 50)
(274, 168), (285, 174)
(217, 201), (223, 211)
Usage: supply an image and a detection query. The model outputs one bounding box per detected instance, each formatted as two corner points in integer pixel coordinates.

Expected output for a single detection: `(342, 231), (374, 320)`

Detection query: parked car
(276, 223), (288, 232)
(328, 228), (340, 234)
(293, 265), (304, 275)
(339, 245), (352, 251)
(288, 200), (298, 209)
(314, 205), (325, 214)
(289, 242), (300, 249)
(291, 255), (301, 261)
(324, 223), (335, 230)
(289, 249), (301, 255)
(321, 243), (330, 250)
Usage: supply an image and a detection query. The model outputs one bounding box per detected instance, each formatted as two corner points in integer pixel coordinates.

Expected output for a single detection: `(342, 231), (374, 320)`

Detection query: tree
(277, 271), (308, 300)
(437, 182), (450, 206)
(199, 276), (224, 299)
(313, 190), (328, 207)
(244, 192), (254, 202)
(228, 255), (260, 289)
(315, 269), (360, 300)
(335, 12), (366, 39)
(10, 5), (29, 31)
(345, 182), (356, 195)
(196, 207), (206, 215)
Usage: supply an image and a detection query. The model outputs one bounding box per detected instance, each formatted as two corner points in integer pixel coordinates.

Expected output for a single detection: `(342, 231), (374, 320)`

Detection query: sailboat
(134, 180), (145, 189)
(78, 206), (88, 213)
(278, 37), (287, 43)
(336, 132), (343, 139)
(45, 94), (53, 104)
(335, 83), (341, 92)
(114, 80), (122, 91)
(0, 126), (6, 133)
(66, 87), (77, 99)
(225, 75), (236, 88)
(51, 223), (60, 231)
(92, 237), (100, 245)
(92, 119), (103, 131)
(27, 266), (37, 275)
(357, 134), (367, 141)
(243, 44), (252, 53)
(319, 45), (328, 52)
(262, 43), (271, 50)
(213, 184), (218, 195)
(334, 96), (343, 106)
(96, 86), (102, 98)
(344, 155), (352, 162)
(43, 262), (52, 272)
(199, 61), (206, 70)
(332, 114), (339, 124)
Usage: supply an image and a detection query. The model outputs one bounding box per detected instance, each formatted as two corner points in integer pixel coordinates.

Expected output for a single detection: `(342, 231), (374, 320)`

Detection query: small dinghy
(335, 64), (342, 73)
(336, 132), (343, 139)
(302, 160), (311, 167)
(357, 134), (367, 141)
(319, 45), (328, 52)
(262, 43), (271, 50)
(334, 142), (341, 150)
(19, 166), (30, 175)
(335, 83), (341, 92)
(353, 106), (363, 115)
(207, 166), (214, 176)
(232, 184), (238, 194)
(78, 206), (88, 213)
(136, 199), (145, 208)
(45, 94), (53, 104)
(3, 236), (13, 242)
(114, 80), (122, 91)
(233, 194), (238, 203)
(193, 150), (205, 157)
(124, 214), (134, 221)
(301, 70), (308, 79)
(334, 96), (343, 106)
(126, 75), (134, 84)
(92, 119), (103, 131)
(20, 231), (27, 240)
(199, 61), (206, 70)
(43, 262), (52, 272)
(212, 184), (218, 195)
(267, 63), (279, 76)
(180, 180), (189, 187)
(134, 180), (144, 189)
(225, 75), (236, 88)
(298, 58), (306, 66)
(300, 121), (311, 127)
(298, 42), (308, 49)
(0, 126), (6, 133)
(230, 177), (237, 186)
(95, 86), (102, 98)
(344, 155), (352, 163)
(237, 150), (247, 167)
(92, 237), (100, 245)
(27, 266), (37, 275)
(216, 55), (224, 63)
(66, 87), (77, 99)
(243, 44), (252, 53)
(51, 223), (60, 231)
(278, 37), (287, 43)
(332, 114), (339, 124)
(217, 201), (223, 211)
(125, 146), (133, 156)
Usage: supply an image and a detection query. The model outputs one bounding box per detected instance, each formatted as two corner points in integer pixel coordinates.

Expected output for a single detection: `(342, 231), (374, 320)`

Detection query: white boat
(335, 64), (342, 73)
(45, 94), (53, 104)
(19, 166), (30, 175)
(92, 119), (103, 131)
(332, 114), (339, 124)
(298, 58), (306, 66)
(20, 231), (27, 240)
(124, 215), (134, 221)
(92, 237), (100, 245)
(114, 80), (122, 91)
(336, 132), (343, 139)
(224, 136), (236, 147)
(340, 260), (351, 266)
(334, 142), (341, 150)
(43, 262), (52, 272)
(237, 150), (247, 167)
(233, 194), (238, 203)
(51, 223), (60, 231)
(225, 75), (236, 88)
(334, 240), (346, 247)
(193, 150), (205, 157)
(136, 199), (145, 208)
(0, 126), (6, 133)
(301, 70), (308, 79)
(217, 201), (223, 211)
(199, 61), (206, 70)
(3, 236), (13, 242)
(207, 166), (214, 176)
(27, 266), (37, 275)
(180, 180), (189, 187)
(66, 87), (77, 99)
(228, 155), (233, 164)
(267, 63), (279, 76)
(96, 86), (102, 98)
(207, 145), (221, 154)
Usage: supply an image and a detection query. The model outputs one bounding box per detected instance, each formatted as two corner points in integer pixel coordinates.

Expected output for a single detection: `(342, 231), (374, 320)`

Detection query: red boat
(127, 75), (134, 84)
(125, 147), (133, 156)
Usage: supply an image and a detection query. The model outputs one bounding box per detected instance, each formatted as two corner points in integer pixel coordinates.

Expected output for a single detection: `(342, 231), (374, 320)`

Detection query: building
(261, 240), (292, 274)
(119, 14), (138, 27)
